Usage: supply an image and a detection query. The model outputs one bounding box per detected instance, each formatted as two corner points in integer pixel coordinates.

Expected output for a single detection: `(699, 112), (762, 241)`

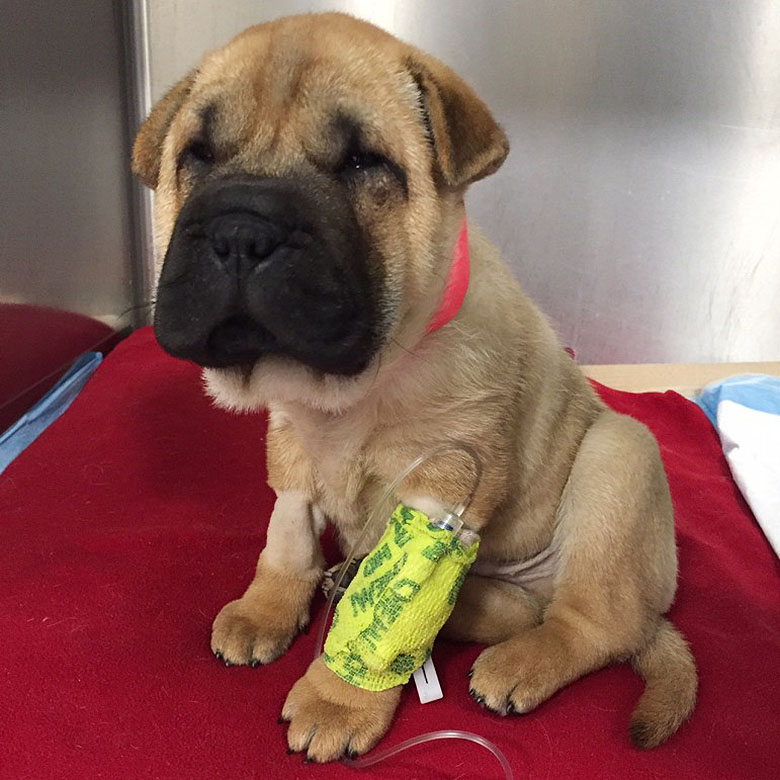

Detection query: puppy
(132, 12), (697, 763)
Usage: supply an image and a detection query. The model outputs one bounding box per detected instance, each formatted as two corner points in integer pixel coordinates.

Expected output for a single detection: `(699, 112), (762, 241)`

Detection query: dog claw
(286, 748), (294, 755)
(213, 651), (223, 661)
(467, 668), (474, 679)
(251, 659), (260, 668)
(469, 688), (486, 708)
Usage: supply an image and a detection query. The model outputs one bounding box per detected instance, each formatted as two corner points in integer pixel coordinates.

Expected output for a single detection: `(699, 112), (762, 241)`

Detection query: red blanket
(1, 328), (777, 779)
(0, 304), (119, 432)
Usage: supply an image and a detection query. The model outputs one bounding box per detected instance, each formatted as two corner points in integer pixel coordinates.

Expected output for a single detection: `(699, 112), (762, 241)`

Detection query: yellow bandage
(323, 504), (479, 691)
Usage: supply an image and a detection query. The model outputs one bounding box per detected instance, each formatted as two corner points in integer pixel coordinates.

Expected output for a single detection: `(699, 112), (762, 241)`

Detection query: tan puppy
(133, 12), (697, 763)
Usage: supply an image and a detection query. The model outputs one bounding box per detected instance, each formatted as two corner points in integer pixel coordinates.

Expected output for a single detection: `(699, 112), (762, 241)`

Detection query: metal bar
(120, 0), (156, 327)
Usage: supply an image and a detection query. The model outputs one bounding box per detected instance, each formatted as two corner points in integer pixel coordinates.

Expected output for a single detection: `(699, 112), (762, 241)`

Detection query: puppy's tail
(629, 618), (697, 749)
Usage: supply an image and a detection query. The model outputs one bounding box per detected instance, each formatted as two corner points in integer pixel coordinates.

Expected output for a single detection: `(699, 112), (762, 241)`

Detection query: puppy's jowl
(133, 12), (697, 763)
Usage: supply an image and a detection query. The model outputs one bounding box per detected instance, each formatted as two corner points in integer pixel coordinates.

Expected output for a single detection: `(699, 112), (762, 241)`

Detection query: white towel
(698, 375), (780, 558)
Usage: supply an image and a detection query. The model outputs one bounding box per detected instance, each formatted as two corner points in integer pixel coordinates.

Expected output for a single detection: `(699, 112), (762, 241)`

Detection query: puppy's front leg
(282, 492), (476, 762)
(282, 657), (402, 762)
(211, 491), (323, 666)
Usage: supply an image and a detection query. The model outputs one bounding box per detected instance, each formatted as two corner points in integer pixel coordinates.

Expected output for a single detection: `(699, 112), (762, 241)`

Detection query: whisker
(391, 337), (415, 357)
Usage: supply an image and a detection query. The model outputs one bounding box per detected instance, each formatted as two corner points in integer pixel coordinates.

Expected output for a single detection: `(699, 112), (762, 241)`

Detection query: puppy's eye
(338, 147), (407, 194)
(179, 140), (215, 170)
(342, 150), (387, 172)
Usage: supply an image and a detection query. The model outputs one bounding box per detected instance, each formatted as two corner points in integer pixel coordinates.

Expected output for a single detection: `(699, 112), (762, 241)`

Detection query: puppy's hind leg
(441, 574), (542, 645)
(470, 410), (696, 745)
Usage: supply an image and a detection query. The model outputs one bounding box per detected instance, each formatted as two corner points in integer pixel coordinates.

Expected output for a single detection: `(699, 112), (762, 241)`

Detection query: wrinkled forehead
(177, 23), (422, 169)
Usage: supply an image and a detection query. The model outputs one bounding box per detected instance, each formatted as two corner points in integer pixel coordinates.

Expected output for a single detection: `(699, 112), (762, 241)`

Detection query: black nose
(155, 174), (381, 375)
(209, 214), (282, 273)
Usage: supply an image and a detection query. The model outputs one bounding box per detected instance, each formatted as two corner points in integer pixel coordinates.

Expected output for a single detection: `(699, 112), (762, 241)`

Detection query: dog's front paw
(281, 657), (401, 763)
(211, 564), (318, 666)
(210, 597), (302, 666)
(469, 630), (565, 716)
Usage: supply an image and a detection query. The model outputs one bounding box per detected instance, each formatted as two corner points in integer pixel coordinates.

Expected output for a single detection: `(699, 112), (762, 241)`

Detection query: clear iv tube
(343, 729), (514, 780)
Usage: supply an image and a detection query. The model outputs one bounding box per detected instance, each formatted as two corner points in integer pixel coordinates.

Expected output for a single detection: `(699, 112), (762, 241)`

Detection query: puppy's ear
(132, 72), (196, 189)
(407, 54), (509, 187)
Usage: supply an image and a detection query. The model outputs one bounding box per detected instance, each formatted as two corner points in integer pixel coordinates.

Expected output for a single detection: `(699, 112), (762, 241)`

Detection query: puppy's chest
(293, 417), (395, 548)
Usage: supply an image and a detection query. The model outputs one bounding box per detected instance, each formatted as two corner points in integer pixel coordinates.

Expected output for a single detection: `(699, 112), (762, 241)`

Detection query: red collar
(426, 219), (470, 334)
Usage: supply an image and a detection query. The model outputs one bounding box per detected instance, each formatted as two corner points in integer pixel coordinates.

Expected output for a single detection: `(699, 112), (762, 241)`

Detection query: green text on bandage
(323, 504), (479, 691)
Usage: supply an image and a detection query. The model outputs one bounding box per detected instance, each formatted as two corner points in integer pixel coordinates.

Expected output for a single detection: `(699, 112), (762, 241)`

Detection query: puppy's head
(133, 12), (507, 411)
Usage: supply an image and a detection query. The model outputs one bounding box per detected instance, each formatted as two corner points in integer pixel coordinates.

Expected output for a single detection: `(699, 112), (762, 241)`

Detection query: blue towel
(696, 374), (780, 557)
(697, 374), (780, 427)
(0, 352), (102, 474)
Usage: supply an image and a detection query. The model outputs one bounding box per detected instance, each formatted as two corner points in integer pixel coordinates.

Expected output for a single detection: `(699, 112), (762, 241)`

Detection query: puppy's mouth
(205, 315), (274, 368)
(153, 174), (383, 377)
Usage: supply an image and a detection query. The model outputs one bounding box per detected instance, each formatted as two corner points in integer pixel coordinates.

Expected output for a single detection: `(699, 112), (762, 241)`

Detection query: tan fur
(131, 72), (195, 189)
(442, 575), (543, 645)
(630, 619), (699, 749)
(283, 657), (402, 760)
(211, 558), (320, 666)
(134, 12), (697, 762)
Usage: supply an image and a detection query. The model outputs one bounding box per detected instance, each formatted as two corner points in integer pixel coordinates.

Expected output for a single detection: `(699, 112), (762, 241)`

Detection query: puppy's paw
(469, 632), (565, 716)
(211, 564), (318, 666)
(281, 657), (401, 763)
(211, 598), (303, 666)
